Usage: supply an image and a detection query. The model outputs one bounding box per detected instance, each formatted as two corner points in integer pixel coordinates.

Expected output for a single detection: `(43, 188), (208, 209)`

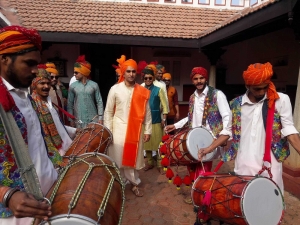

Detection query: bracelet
(3, 187), (20, 208)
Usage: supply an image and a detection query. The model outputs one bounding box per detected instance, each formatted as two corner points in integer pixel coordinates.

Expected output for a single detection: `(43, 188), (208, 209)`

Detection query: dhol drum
(192, 174), (285, 225)
(162, 126), (219, 165)
(40, 153), (125, 225)
(64, 123), (112, 163)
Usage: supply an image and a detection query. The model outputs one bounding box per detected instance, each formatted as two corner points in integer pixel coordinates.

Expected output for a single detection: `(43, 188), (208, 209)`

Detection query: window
(199, 0), (209, 4)
(215, 0), (225, 5)
(231, 0), (244, 6)
(182, 0), (193, 3)
(250, 0), (258, 6)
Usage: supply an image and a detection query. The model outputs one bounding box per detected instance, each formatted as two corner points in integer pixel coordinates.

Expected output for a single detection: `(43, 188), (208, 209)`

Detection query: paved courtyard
(121, 160), (300, 225)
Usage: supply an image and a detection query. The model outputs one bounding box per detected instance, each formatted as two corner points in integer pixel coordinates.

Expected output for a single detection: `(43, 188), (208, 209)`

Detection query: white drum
(40, 214), (95, 224)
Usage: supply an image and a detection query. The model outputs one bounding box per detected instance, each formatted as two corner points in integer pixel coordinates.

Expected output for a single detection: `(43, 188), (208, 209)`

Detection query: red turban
(190, 67), (208, 80)
(0, 25), (42, 54)
(116, 55), (137, 83)
(243, 62), (279, 108)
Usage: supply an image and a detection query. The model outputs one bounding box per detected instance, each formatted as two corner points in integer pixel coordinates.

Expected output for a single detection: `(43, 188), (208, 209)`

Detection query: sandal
(132, 186), (144, 197)
(158, 167), (166, 175)
(184, 197), (193, 205)
(144, 165), (154, 171)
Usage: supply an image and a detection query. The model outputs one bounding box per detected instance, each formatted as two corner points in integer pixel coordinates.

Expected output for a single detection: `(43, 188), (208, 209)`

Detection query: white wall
(41, 44), (80, 84)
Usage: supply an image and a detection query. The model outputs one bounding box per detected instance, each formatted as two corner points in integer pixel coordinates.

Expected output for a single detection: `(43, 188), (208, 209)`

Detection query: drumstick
(197, 145), (206, 174)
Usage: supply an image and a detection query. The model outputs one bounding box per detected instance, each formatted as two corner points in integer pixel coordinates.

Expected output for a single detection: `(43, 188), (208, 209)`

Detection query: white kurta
(104, 82), (152, 184)
(234, 92), (298, 192)
(1, 79), (58, 225)
(45, 97), (76, 155)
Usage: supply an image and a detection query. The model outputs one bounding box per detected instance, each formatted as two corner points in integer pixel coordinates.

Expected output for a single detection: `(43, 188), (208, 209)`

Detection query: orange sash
(122, 84), (150, 167)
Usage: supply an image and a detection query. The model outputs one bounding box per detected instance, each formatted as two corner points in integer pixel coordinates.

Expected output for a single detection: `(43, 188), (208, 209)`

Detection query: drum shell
(65, 123), (112, 160)
(46, 154), (123, 225)
(192, 175), (256, 225)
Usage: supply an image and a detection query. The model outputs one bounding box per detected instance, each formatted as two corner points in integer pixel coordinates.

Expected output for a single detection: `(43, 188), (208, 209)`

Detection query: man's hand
(8, 192), (51, 220)
(98, 120), (103, 125)
(164, 125), (175, 133)
(161, 120), (166, 128)
(198, 147), (214, 161)
(175, 113), (180, 121)
(143, 134), (150, 143)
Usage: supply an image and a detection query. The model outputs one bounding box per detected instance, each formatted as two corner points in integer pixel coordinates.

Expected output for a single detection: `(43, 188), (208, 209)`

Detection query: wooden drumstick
(197, 145), (206, 174)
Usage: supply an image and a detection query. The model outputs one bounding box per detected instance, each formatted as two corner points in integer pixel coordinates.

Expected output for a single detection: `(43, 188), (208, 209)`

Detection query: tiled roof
(1, 0), (239, 39)
(198, 0), (279, 37)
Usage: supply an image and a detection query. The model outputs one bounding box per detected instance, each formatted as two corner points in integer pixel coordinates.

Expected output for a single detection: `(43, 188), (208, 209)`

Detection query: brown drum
(162, 126), (218, 165)
(65, 123), (112, 160)
(192, 174), (284, 225)
(43, 153), (124, 225)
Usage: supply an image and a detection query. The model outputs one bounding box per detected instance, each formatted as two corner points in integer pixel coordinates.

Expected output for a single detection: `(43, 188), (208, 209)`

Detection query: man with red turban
(199, 62), (300, 194)
(0, 26), (57, 224)
(104, 55), (152, 197)
(67, 55), (103, 128)
(165, 66), (231, 204)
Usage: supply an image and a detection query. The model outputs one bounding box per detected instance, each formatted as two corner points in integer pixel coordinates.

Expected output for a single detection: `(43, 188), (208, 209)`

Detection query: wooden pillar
(201, 48), (226, 88)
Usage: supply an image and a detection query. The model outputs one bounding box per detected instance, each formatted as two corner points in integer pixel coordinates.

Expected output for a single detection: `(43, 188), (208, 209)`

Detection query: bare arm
(287, 133), (300, 155)
(198, 135), (230, 160)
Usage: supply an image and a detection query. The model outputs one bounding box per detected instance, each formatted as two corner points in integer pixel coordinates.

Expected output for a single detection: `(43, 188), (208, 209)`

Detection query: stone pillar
(201, 48), (226, 88)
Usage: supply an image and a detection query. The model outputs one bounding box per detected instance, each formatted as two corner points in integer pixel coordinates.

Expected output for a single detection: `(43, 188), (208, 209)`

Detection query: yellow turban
(116, 55), (137, 83)
(74, 55), (91, 77)
(145, 64), (157, 76)
(162, 73), (171, 80)
(45, 62), (58, 75)
(243, 62), (279, 108)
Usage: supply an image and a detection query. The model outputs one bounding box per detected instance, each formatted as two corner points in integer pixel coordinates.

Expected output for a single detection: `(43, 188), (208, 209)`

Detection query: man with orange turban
(67, 55), (103, 128)
(0, 26), (58, 224)
(104, 55), (152, 197)
(199, 62), (300, 194)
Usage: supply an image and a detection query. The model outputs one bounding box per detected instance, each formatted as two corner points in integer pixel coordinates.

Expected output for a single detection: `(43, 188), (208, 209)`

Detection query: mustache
(41, 88), (50, 91)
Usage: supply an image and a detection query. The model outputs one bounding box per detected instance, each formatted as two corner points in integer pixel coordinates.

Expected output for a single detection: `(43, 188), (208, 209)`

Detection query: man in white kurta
(104, 56), (152, 197)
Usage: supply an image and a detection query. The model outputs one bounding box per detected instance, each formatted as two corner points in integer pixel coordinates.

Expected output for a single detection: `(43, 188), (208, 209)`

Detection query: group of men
(0, 24), (300, 225)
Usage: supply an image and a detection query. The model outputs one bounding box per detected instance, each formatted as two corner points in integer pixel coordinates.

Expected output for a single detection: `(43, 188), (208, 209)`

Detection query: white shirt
(234, 91), (298, 192)
(45, 97), (76, 156)
(174, 86), (231, 137)
(69, 76), (77, 86)
(2, 78), (58, 196)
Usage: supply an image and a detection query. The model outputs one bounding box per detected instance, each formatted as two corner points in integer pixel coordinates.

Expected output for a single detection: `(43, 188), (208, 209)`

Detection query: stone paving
(121, 160), (300, 225)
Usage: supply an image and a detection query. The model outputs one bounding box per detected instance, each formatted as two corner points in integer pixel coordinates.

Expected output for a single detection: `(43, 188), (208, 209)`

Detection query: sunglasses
(50, 76), (58, 80)
(163, 79), (171, 82)
(144, 77), (153, 81)
(126, 70), (136, 73)
(74, 71), (79, 75)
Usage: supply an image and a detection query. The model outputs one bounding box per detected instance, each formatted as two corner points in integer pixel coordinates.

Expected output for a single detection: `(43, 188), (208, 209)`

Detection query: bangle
(3, 187), (20, 208)
(162, 119), (166, 121)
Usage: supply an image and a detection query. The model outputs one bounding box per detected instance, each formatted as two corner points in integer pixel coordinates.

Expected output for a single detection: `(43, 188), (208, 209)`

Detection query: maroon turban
(190, 67), (208, 80)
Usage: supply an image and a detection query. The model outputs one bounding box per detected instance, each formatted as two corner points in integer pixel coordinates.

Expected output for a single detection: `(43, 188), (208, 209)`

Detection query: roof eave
(198, 0), (297, 48)
(40, 32), (199, 49)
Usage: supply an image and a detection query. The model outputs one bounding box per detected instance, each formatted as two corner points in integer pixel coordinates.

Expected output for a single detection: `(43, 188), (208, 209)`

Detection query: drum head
(186, 127), (214, 160)
(242, 177), (284, 225)
(40, 214), (96, 224)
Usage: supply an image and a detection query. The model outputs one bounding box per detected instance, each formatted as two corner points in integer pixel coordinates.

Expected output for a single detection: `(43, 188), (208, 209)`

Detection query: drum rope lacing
(194, 175), (250, 220)
(67, 123), (113, 156)
(49, 153), (125, 225)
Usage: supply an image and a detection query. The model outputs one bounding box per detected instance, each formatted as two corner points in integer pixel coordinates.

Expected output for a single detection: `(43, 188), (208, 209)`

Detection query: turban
(190, 67), (208, 80)
(0, 25), (42, 55)
(116, 55), (137, 83)
(45, 62), (58, 75)
(74, 55), (91, 77)
(243, 62), (279, 108)
(163, 73), (171, 80)
(31, 64), (51, 89)
(143, 68), (154, 77)
(145, 64), (157, 76)
(156, 64), (166, 73)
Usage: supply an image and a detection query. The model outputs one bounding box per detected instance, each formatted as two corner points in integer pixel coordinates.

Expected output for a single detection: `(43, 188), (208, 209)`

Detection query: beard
(6, 62), (34, 88)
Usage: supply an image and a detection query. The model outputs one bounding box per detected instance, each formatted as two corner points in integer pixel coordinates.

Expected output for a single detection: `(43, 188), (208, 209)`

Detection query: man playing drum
(0, 26), (57, 225)
(104, 55), (152, 197)
(165, 66), (231, 204)
(199, 62), (300, 193)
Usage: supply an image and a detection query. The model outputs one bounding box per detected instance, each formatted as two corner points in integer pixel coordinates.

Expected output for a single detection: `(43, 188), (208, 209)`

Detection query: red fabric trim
(264, 102), (275, 163)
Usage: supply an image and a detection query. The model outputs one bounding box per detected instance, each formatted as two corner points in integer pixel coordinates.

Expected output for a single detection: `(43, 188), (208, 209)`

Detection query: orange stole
(122, 84), (150, 167)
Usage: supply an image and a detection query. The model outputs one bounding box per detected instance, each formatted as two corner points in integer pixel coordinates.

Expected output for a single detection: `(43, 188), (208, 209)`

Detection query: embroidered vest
(167, 86), (177, 117)
(188, 86), (223, 137)
(148, 85), (161, 124)
(223, 96), (289, 162)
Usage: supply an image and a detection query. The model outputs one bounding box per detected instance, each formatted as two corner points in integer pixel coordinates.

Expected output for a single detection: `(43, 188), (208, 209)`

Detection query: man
(162, 73), (180, 126)
(31, 66), (77, 158)
(165, 67), (231, 203)
(142, 66), (168, 174)
(199, 62), (300, 193)
(104, 55), (152, 197)
(67, 55), (103, 128)
(45, 62), (67, 124)
(0, 26), (57, 224)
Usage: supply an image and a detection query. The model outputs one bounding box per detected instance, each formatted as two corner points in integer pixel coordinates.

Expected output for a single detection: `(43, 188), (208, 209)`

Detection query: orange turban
(116, 55), (137, 83)
(74, 55), (91, 77)
(243, 62), (279, 108)
(45, 62), (58, 75)
(162, 73), (171, 80)
(0, 25), (42, 55)
(146, 64), (157, 76)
